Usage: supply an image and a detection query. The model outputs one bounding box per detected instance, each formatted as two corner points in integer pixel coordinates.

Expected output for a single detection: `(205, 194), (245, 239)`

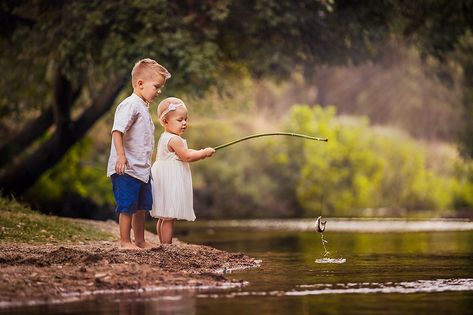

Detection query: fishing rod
(213, 132), (328, 151)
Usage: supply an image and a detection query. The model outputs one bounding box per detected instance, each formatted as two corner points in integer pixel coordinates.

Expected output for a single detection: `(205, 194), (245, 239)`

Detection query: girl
(150, 97), (215, 244)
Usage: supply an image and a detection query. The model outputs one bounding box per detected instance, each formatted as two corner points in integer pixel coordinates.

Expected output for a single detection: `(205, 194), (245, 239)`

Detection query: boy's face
(165, 107), (188, 136)
(136, 73), (166, 104)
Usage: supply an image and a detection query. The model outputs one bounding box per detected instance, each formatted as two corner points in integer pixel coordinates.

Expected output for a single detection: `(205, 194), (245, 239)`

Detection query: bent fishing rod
(213, 132), (328, 151)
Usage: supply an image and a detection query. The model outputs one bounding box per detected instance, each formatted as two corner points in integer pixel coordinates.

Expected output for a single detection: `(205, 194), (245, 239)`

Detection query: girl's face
(164, 107), (188, 136)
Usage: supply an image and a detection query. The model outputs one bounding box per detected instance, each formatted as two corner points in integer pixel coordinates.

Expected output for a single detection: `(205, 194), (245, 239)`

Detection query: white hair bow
(159, 103), (183, 120)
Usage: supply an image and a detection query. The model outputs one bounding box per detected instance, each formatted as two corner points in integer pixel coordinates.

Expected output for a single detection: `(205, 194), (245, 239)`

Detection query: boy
(107, 58), (171, 249)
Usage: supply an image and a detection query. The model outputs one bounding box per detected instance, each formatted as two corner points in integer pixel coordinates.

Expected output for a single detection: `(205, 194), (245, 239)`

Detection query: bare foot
(135, 241), (156, 249)
(120, 242), (142, 250)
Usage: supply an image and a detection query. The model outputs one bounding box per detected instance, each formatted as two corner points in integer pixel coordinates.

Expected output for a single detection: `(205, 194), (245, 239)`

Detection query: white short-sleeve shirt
(107, 93), (155, 183)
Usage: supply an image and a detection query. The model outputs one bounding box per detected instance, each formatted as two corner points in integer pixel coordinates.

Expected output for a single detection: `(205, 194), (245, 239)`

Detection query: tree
(0, 0), (395, 195)
(388, 0), (473, 157)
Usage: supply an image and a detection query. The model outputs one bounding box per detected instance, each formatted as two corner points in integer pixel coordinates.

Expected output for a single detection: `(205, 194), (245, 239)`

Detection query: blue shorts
(111, 174), (152, 214)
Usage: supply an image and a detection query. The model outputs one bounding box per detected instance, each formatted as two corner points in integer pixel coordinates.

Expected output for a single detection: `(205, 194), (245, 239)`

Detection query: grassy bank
(0, 196), (114, 244)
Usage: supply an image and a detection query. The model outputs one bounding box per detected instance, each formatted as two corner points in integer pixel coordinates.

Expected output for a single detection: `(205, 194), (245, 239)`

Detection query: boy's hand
(115, 154), (128, 174)
(203, 147), (215, 158)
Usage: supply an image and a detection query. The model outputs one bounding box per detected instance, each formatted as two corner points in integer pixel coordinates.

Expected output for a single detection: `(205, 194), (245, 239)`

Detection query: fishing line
(316, 143), (330, 257)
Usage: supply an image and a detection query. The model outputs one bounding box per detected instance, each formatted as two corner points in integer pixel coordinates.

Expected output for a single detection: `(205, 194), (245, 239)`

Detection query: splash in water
(313, 216), (346, 263)
(314, 228), (346, 264)
(315, 257), (347, 264)
(320, 232), (330, 257)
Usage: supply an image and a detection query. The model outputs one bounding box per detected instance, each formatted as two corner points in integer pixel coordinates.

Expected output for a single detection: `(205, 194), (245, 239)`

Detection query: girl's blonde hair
(131, 58), (171, 87)
(157, 97), (187, 125)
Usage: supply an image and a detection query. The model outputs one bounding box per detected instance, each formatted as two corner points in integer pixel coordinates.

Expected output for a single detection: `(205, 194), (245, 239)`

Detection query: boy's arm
(169, 137), (215, 162)
(112, 131), (128, 174)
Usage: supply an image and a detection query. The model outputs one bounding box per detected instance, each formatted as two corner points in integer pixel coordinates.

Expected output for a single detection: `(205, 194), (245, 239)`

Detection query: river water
(4, 219), (473, 314)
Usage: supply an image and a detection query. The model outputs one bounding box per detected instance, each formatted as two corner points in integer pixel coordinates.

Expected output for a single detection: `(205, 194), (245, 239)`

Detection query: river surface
(4, 219), (473, 314)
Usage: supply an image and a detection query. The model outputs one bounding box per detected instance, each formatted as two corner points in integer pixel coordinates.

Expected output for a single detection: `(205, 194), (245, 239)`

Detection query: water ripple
(289, 278), (473, 295)
(197, 278), (473, 299)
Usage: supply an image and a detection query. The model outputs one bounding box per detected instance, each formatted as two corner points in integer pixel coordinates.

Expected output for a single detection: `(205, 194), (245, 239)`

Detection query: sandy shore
(0, 219), (259, 308)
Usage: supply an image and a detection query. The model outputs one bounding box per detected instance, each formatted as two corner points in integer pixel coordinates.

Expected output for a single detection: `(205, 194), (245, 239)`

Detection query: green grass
(0, 196), (115, 244)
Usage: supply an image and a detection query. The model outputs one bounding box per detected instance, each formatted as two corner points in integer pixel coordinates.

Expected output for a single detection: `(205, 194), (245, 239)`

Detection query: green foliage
(27, 137), (114, 207)
(0, 196), (114, 243)
(278, 105), (471, 216)
(388, 1), (473, 157)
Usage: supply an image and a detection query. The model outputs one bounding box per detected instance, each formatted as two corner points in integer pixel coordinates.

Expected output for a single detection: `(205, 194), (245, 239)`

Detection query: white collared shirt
(107, 93), (155, 183)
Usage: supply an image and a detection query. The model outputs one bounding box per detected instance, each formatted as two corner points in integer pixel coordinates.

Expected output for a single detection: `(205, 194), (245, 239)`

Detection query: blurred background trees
(0, 0), (472, 218)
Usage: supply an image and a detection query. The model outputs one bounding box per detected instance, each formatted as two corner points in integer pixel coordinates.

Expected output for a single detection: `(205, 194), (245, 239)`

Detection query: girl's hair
(131, 58), (171, 87)
(157, 97), (187, 125)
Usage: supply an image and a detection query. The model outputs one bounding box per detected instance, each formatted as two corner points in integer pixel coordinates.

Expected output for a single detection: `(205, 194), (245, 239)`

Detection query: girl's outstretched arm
(169, 137), (214, 162)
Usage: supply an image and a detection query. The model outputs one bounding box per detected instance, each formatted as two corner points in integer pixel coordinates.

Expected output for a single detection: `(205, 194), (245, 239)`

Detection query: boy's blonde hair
(157, 97), (187, 125)
(131, 58), (171, 87)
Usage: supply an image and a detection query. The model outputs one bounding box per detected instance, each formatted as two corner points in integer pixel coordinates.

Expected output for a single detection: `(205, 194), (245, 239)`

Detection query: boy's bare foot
(120, 242), (142, 250)
(135, 241), (156, 249)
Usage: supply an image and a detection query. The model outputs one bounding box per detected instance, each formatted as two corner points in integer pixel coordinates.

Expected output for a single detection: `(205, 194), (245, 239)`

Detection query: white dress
(150, 132), (196, 221)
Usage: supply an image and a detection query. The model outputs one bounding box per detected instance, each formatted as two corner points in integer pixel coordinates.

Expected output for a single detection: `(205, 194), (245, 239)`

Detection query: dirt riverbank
(0, 219), (259, 308)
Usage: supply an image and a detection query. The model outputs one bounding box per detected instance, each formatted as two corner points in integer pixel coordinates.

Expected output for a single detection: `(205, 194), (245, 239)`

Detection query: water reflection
(116, 294), (195, 315)
(2, 292), (197, 315)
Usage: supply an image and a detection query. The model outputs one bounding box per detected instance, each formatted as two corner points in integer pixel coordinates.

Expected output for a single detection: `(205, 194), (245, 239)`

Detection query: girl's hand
(203, 147), (215, 158)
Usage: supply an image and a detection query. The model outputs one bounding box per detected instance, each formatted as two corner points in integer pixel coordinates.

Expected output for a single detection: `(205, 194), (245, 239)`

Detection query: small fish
(315, 216), (327, 233)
